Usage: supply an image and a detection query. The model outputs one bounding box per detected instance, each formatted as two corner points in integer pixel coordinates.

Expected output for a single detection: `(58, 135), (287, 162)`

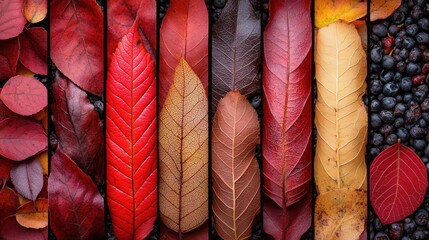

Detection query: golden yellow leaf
(18, 194), (31, 206)
(16, 198), (48, 229)
(159, 58), (208, 234)
(370, 0), (401, 21)
(315, 21), (367, 194)
(315, 189), (366, 240)
(36, 151), (48, 175)
(315, 0), (367, 28)
(24, 0), (47, 23)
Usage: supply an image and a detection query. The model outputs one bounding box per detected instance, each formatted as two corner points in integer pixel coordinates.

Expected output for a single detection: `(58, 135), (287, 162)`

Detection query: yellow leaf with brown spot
(16, 198), (48, 229)
(159, 58), (208, 234)
(24, 0), (47, 23)
(315, 0), (367, 28)
(370, 0), (401, 21)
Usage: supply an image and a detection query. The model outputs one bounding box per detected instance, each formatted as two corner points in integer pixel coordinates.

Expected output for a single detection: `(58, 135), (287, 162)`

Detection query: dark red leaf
(48, 149), (104, 240)
(159, 0), (208, 106)
(0, 90), (17, 121)
(10, 158), (43, 201)
(0, 76), (47, 116)
(0, 38), (20, 81)
(0, 0), (27, 40)
(370, 143), (428, 224)
(262, 0), (313, 238)
(107, 22), (157, 239)
(0, 117), (47, 161)
(51, 72), (104, 184)
(212, 0), (261, 113)
(0, 217), (47, 240)
(0, 157), (13, 186)
(18, 27), (47, 75)
(0, 187), (19, 222)
(50, 0), (104, 95)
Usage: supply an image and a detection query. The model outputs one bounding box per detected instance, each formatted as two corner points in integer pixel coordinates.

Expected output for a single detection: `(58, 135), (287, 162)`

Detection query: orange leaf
(36, 151), (48, 175)
(24, 0), (47, 23)
(370, 0), (401, 21)
(315, 0), (367, 28)
(15, 198), (48, 229)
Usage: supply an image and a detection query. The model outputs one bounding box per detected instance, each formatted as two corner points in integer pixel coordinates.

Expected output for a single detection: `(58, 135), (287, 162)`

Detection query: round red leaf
(0, 0), (27, 40)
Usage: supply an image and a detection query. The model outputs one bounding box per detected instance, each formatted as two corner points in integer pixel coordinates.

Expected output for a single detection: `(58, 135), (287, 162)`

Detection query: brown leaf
(315, 0), (367, 28)
(370, 0), (401, 21)
(212, 91), (260, 240)
(159, 58), (208, 234)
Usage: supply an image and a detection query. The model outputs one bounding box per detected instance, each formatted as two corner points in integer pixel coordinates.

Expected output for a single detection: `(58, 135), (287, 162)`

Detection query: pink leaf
(0, 0), (27, 40)
(18, 27), (48, 75)
(10, 158), (43, 201)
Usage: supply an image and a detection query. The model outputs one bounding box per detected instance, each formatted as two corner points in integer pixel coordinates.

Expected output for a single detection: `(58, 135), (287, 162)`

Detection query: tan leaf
(315, 189), (367, 240)
(24, 0), (47, 23)
(314, 21), (368, 194)
(15, 198), (48, 229)
(212, 91), (260, 240)
(159, 58), (209, 234)
(370, 0), (401, 21)
(315, 0), (367, 28)
(354, 20), (367, 51)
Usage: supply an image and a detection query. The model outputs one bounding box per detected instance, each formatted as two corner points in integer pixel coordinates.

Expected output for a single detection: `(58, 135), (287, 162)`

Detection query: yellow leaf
(24, 0), (47, 23)
(370, 0), (401, 22)
(159, 58), (208, 233)
(315, 0), (367, 28)
(314, 21), (367, 194)
(315, 189), (367, 240)
(16, 198), (48, 229)
(37, 151), (48, 175)
(18, 194), (31, 206)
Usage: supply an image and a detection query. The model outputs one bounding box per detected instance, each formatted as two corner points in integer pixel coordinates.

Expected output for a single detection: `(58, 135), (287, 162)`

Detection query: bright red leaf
(370, 143), (428, 224)
(0, 117), (47, 161)
(159, 0), (208, 106)
(10, 158), (43, 201)
(0, 38), (20, 81)
(50, 0), (104, 95)
(19, 27), (47, 75)
(107, 22), (157, 239)
(0, 217), (47, 240)
(0, 0), (27, 40)
(51, 72), (104, 184)
(0, 76), (47, 116)
(0, 187), (19, 222)
(48, 149), (104, 240)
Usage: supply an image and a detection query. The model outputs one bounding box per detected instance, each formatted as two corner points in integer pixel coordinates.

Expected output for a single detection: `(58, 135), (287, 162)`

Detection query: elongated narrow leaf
(50, 0), (104, 95)
(0, 117), (47, 161)
(212, 91), (260, 240)
(18, 27), (48, 75)
(262, 0), (312, 239)
(51, 72), (104, 184)
(24, 0), (47, 23)
(159, 58), (208, 234)
(0, 0), (26, 40)
(314, 21), (367, 194)
(159, 0), (208, 106)
(48, 150), (104, 240)
(10, 158), (43, 201)
(315, 0), (367, 28)
(212, 0), (260, 113)
(370, 143), (428, 224)
(107, 22), (157, 240)
(0, 38), (20, 80)
(16, 198), (48, 229)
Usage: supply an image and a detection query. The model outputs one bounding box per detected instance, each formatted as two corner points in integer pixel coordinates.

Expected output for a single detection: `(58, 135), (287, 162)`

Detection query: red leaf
(0, 187), (19, 222)
(51, 72), (104, 184)
(107, 22), (157, 239)
(0, 117), (47, 161)
(0, 38), (20, 80)
(0, 0), (27, 40)
(18, 27), (48, 75)
(48, 150), (104, 240)
(50, 0), (104, 95)
(0, 157), (13, 186)
(262, 0), (313, 238)
(0, 90), (17, 121)
(10, 158), (43, 201)
(370, 143), (428, 224)
(159, 0), (208, 106)
(107, 0), (156, 61)
(0, 217), (47, 240)
(0, 76), (47, 116)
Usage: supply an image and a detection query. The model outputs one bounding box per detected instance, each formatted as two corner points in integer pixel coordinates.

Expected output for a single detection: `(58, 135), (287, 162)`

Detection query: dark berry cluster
(369, 0), (429, 239)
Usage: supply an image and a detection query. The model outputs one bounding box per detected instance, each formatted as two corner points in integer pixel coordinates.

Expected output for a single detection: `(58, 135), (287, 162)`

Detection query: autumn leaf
(0, 158), (13, 187)
(212, 0), (261, 113)
(314, 21), (367, 194)
(15, 198), (48, 229)
(18, 27), (48, 75)
(159, 0), (208, 106)
(0, 216), (47, 240)
(315, 189), (367, 240)
(315, 0), (367, 28)
(354, 20), (367, 51)
(0, 38), (20, 81)
(0, 117), (47, 161)
(370, 0), (401, 21)
(48, 149), (104, 240)
(159, 58), (208, 234)
(107, 22), (157, 239)
(50, 0), (104, 95)
(212, 91), (260, 240)
(24, 0), (47, 23)
(0, 0), (27, 40)
(0, 187), (19, 222)
(36, 151), (48, 175)
(370, 143), (428, 225)
(159, 222), (209, 240)
(0, 76), (47, 116)
(10, 158), (43, 201)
